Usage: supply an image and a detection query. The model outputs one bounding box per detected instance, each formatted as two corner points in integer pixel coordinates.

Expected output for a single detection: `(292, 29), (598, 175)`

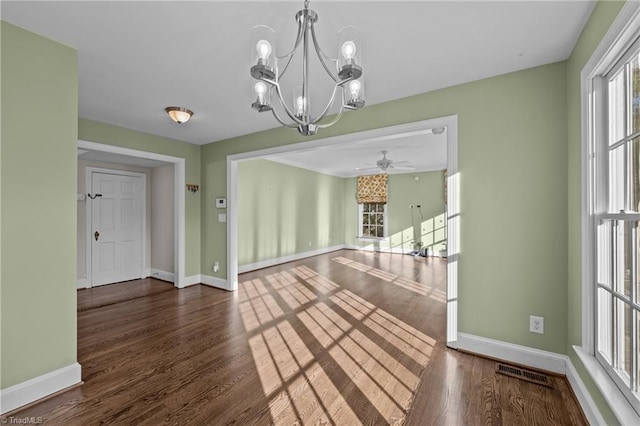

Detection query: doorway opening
(77, 140), (187, 288)
(227, 116), (459, 347)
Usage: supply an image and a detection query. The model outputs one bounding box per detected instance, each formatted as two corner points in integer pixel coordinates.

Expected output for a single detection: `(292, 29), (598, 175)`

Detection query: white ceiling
(267, 127), (447, 177)
(2, 1), (595, 175)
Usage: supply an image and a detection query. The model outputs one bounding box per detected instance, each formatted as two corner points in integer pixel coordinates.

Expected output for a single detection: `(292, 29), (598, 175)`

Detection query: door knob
(94, 231), (100, 241)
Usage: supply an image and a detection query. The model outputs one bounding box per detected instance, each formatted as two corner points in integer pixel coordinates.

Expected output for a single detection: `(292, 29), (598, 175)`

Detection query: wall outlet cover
(529, 315), (544, 334)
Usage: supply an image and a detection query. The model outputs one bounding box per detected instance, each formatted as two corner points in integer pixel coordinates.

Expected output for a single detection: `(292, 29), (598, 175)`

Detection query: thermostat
(215, 197), (227, 209)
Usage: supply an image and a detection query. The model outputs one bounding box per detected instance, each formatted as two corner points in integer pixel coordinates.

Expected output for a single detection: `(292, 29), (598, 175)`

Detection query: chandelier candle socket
(250, 0), (365, 136)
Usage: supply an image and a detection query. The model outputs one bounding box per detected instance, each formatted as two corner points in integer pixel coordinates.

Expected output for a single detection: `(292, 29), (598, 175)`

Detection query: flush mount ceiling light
(250, 0), (365, 136)
(165, 107), (193, 124)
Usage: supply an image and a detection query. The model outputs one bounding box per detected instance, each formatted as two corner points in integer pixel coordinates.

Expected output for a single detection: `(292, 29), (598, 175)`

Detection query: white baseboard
(457, 333), (608, 425)
(149, 268), (175, 283)
(457, 332), (566, 374)
(0, 362), (82, 414)
(343, 244), (409, 255)
(200, 274), (231, 291)
(76, 278), (89, 289)
(238, 245), (344, 274)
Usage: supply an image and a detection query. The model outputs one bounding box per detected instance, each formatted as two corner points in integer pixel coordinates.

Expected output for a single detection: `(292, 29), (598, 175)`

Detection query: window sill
(573, 345), (639, 424)
(356, 237), (387, 242)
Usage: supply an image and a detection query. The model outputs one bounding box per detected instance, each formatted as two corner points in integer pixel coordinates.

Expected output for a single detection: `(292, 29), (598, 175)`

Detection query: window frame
(581, 2), (640, 423)
(357, 202), (388, 239)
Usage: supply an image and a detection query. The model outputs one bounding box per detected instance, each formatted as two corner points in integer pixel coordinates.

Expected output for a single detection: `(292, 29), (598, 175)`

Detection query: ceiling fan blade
(393, 160), (410, 165)
(391, 165), (415, 170)
(354, 166), (380, 171)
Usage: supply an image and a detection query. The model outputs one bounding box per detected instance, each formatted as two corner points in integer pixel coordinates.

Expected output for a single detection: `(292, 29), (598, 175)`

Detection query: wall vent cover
(495, 363), (553, 388)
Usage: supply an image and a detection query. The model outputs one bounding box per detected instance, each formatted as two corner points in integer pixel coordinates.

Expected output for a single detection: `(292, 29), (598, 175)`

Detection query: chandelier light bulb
(349, 79), (361, 98)
(255, 81), (267, 95)
(256, 39), (272, 59)
(341, 41), (356, 59)
(296, 95), (306, 116)
(254, 81), (268, 105)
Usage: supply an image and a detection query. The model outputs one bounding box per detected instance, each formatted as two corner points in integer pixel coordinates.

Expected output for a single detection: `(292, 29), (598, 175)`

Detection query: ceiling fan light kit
(250, 0), (365, 136)
(355, 150), (415, 173)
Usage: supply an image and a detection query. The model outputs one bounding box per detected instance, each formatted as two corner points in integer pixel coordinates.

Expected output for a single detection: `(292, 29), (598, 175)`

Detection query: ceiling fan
(354, 150), (415, 172)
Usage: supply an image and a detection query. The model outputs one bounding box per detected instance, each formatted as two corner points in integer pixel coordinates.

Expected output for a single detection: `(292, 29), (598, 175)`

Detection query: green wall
(566, 1), (626, 424)
(236, 163), (445, 267)
(343, 171), (446, 253)
(237, 159), (344, 266)
(203, 61), (569, 353)
(1, 22), (78, 387)
(78, 119), (202, 276)
(0, 1), (629, 419)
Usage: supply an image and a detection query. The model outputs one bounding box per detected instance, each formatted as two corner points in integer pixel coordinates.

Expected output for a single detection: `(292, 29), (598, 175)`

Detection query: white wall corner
(0, 362), (82, 414)
(457, 332), (567, 374)
(182, 274), (202, 288)
(200, 274), (232, 291)
(76, 278), (89, 289)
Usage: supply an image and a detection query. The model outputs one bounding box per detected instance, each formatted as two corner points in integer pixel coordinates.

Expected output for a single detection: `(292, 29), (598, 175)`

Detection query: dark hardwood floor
(5, 250), (586, 425)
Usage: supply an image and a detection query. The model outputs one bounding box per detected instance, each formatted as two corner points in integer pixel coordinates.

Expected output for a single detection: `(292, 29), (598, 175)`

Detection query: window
(591, 33), (640, 415)
(358, 202), (387, 238)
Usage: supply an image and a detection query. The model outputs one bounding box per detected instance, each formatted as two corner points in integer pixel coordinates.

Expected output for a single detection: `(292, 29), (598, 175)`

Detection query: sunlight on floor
(332, 256), (446, 303)
(238, 263), (437, 424)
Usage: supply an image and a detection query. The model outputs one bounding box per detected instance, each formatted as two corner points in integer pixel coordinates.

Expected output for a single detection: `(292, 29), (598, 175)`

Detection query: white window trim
(357, 202), (388, 239)
(581, 2), (640, 424)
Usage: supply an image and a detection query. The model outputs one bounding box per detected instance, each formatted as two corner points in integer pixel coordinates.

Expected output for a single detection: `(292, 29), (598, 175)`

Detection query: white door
(91, 172), (143, 286)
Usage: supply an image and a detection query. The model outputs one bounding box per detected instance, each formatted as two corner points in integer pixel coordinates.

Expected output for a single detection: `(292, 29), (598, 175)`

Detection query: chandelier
(250, 0), (365, 136)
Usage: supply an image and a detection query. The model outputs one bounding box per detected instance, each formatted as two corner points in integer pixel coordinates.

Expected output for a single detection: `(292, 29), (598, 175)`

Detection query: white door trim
(78, 140), (186, 288)
(86, 168), (146, 287)
(226, 115), (460, 346)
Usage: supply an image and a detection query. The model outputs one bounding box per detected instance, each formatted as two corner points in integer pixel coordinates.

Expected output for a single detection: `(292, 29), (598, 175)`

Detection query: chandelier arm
(270, 108), (299, 128)
(310, 83), (341, 125)
(277, 21), (305, 79)
(310, 23), (339, 83)
(273, 82), (305, 125)
(315, 104), (346, 129)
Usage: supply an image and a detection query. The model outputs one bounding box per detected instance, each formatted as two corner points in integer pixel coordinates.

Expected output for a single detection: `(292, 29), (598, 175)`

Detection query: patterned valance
(357, 174), (388, 203)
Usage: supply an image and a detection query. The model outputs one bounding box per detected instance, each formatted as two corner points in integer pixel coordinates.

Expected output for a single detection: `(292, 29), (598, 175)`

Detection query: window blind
(357, 174), (388, 203)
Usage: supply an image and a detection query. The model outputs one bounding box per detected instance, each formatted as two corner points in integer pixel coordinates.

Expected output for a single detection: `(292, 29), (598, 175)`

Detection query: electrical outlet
(308, 241), (312, 247)
(529, 315), (544, 334)
(213, 261), (219, 273)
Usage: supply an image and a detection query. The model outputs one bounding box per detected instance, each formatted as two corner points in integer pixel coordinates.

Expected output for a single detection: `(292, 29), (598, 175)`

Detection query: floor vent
(495, 363), (553, 388)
